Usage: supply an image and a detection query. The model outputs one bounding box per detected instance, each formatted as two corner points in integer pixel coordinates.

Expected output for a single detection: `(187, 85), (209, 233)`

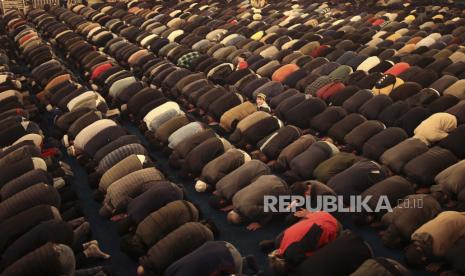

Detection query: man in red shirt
(260, 211), (341, 274)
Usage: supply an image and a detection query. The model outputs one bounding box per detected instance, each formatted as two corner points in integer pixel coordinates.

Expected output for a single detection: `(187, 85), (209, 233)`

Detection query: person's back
(139, 222), (214, 275)
(297, 232), (373, 276)
(165, 241), (241, 276)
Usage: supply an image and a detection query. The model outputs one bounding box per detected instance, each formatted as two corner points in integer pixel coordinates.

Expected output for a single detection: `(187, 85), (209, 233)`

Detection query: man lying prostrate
(431, 160), (465, 208)
(146, 114), (191, 149)
(405, 211), (465, 270)
(1, 243), (109, 276)
(328, 160), (390, 205)
(381, 194), (442, 249)
(251, 125), (302, 164)
(283, 140), (340, 184)
(120, 200), (199, 259)
(168, 128), (216, 169)
(165, 241), (260, 276)
(141, 101), (183, 133)
(259, 211), (340, 275)
(271, 134), (317, 172)
(227, 175), (289, 231)
(99, 167), (164, 218)
(194, 148), (251, 192)
(137, 222), (215, 276)
(0, 219), (109, 271)
(413, 112), (457, 145)
(117, 181), (185, 234)
(295, 231), (373, 276)
(181, 136), (233, 178)
(352, 176), (415, 226)
(209, 160), (271, 211)
(0, 120), (43, 148)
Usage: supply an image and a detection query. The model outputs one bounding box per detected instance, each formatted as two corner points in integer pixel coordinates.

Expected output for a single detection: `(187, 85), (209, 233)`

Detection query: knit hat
(256, 93), (266, 100)
(195, 180), (209, 192)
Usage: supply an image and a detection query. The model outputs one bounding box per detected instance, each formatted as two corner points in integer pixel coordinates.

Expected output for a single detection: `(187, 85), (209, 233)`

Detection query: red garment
(19, 33), (36, 46)
(384, 62), (410, 76)
(272, 64), (300, 83)
(42, 148), (58, 157)
(237, 60), (248, 70)
(372, 18), (385, 26)
(278, 211), (339, 256)
(316, 82), (345, 100)
(91, 63), (113, 80)
(311, 45), (329, 58)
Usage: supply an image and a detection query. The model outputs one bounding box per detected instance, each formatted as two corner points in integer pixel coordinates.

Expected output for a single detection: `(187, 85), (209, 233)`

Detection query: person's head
(382, 226), (403, 248)
(195, 179), (211, 192)
(202, 218), (220, 238)
(209, 194), (228, 209)
(236, 55), (245, 63)
(137, 265), (145, 276)
(405, 243), (428, 268)
(256, 93), (266, 106)
(251, 151), (268, 163)
(120, 234), (146, 258)
(431, 190), (449, 205)
(227, 210), (243, 224)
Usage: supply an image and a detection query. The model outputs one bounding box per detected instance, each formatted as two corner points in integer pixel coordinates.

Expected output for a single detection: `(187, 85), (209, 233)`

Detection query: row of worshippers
(0, 10), (115, 276)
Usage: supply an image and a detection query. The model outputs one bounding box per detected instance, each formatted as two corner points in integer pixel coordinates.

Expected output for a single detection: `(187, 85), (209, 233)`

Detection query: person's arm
(247, 215), (272, 231)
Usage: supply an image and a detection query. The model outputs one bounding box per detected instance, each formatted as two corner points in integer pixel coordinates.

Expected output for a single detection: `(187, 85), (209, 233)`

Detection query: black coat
(296, 232), (372, 276)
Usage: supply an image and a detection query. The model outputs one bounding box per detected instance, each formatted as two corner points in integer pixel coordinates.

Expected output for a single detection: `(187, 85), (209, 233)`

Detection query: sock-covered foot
(84, 244), (111, 259)
(83, 240), (99, 250)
